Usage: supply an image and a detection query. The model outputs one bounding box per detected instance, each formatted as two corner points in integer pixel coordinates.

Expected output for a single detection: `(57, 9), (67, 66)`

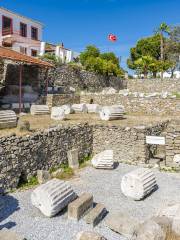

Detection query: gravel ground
(1, 164), (180, 240)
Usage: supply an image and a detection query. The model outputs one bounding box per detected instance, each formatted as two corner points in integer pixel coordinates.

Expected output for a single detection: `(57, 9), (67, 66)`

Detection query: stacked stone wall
(0, 123), (93, 192)
(127, 78), (180, 93)
(80, 94), (180, 115)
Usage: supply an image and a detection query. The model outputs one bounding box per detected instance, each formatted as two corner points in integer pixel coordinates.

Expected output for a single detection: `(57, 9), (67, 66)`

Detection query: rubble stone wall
(127, 78), (180, 93)
(80, 94), (180, 115)
(166, 121), (180, 166)
(45, 64), (127, 92)
(0, 120), (169, 192)
(93, 123), (167, 163)
(0, 124), (93, 192)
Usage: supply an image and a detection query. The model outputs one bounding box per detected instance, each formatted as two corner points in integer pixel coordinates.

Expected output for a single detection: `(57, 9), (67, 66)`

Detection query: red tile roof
(0, 46), (54, 68)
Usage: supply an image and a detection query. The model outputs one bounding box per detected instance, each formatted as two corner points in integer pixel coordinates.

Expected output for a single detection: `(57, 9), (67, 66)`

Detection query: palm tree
(156, 23), (170, 79)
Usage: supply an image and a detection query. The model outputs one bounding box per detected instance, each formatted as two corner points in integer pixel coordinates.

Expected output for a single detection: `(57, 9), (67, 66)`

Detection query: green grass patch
(17, 176), (38, 190)
(79, 154), (92, 168)
(51, 163), (74, 180)
(160, 166), (180, 173)
(172, 92), (180, 98)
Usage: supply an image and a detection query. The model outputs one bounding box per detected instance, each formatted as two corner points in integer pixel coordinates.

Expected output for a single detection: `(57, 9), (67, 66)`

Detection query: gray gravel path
(1, 164), (180, 240)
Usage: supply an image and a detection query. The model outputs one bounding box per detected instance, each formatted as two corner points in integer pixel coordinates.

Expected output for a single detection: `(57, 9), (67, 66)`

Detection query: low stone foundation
(0, 120), (175, 192)
(80, 94), (180, 115)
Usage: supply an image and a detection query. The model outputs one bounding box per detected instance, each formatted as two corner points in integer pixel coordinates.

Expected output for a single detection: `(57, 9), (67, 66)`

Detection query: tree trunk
(153, 72), (157, 78)
(160, 32), (164, 80)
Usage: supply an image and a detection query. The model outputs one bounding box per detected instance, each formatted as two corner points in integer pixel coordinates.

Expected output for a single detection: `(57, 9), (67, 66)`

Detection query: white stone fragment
(99, 105), (125, 121)
(121, 168), (157, 200)
(61, 105), (73, 114)
(91, 150), (114, 169)
(101, 87), (117, 95)
(31, 178), (77, 217)
(173, 154), (180, 165)
(30, 105), (50, 115)
(0, 110), (17, 129)
(86, 104), (101, 113)
(51, 107), (65, 120)
(72, 104), (87, 113)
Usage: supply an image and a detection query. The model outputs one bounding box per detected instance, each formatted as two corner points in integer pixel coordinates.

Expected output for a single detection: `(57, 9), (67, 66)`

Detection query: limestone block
(0, 230), (26, 240)
(67, 149), (79, 169)
(51, 107), (65, 120)
(72, 104), (88, 113)
(91, 150), (114, 169)
(0, 110), (17, 129)
(11, 103), (19, 109)
(105, 212), (139, 238)
(31, 178), (77, 217)
(61, 104), (73, 114)
(157, 204), (180, 238)
(84, 203), (107, 227)
(99, 105), (125, 121)
(30, 105), (50, 115)
(121, 168), (157, 200)
(76, 231), (107, 240)
(133, 219), (166, 240)
(86, 104), (101, 113)
(68, 192), (93, 221)
(23, 103), (30, 109)
(37, 170), (51, 184)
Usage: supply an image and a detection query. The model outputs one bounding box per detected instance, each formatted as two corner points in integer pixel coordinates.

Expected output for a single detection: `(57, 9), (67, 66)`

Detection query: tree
(134, 56), (155, 78)
(165, 25), (180, 77)
(156, 23), (170, 78)
(79, 45), (100, 65)
(79, 45), (125, 77)
(127, 34), (161, 74)
(100, 52), (119, 67)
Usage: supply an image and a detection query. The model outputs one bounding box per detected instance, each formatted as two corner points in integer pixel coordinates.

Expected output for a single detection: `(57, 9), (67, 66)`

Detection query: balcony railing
(2, 27), (12, 36)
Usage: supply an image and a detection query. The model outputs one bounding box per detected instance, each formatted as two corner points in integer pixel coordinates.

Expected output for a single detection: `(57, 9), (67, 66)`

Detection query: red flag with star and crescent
(108, 34), (117, 42)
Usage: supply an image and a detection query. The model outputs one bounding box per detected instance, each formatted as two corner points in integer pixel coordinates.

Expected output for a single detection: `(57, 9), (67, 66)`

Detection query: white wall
(0, 7), (43, 55)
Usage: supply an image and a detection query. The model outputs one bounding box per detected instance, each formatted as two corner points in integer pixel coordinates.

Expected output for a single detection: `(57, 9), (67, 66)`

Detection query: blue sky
(1, 0), (180, 72)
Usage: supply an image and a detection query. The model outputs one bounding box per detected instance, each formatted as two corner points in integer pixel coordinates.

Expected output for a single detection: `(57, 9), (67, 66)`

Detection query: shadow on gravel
(0, 195), (20, 230)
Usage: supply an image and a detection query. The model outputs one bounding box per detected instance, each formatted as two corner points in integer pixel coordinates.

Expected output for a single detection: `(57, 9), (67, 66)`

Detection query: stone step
(68, 192), (93, 221)
(84, 203), (107, 227)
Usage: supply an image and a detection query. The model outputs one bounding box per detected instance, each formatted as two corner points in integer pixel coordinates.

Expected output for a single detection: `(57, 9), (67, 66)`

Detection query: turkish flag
(108, 34), (117, 42)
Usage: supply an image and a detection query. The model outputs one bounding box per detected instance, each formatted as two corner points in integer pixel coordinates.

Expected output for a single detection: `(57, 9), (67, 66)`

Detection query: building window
(31, 49), (37, 57)
(31, 27), (38, 40)
(20, 22), (27, 37)
(20, 46), (27, 55)
(2, 16), (13, 36)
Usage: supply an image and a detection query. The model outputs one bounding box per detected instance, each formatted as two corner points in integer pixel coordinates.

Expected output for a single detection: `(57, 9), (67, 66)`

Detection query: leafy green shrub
(79, 45), (125, 77)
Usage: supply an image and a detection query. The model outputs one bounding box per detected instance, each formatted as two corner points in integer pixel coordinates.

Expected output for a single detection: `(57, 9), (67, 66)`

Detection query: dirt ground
(0, 113), (174, 137)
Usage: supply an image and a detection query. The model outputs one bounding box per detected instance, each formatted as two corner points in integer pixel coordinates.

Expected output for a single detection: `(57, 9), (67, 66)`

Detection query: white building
(40, 42), (79, 63)
(0, 7), (43, 56)
(0, 7), (79, 62)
